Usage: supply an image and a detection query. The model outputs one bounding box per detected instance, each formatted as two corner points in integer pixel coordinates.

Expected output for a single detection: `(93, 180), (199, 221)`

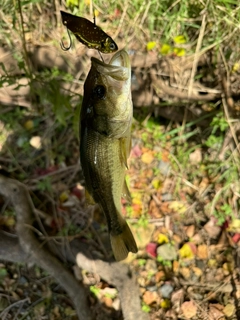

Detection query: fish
(60, 10), (118, 53)
(80, 49), (138, 261)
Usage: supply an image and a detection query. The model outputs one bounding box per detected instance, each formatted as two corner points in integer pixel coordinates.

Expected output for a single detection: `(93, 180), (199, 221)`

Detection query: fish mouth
(91, 50), (130, 81)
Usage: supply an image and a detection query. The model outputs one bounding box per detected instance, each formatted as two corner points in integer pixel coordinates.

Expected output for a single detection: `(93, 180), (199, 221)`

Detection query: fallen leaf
(141, 151), (155, 164)
(192, 267), (203, 278)
(157, 233), (169, 244)
(173, 261), (180, 274)
(189, 149), (202, 163)
(146, 242), (157, 258)
(209, 303), (224, 320)
(228, 219), (240, 233)
(185, 225), (195, 238)
(204, 218), (221, 239)
(59, 191), (69, 203)
(173, 47), (185, 57)
(157, 243), (178, 261)
(179, 267), (191, 280)
(146, 41), (156, 51)
(223, 304), (235, 317)
(179, 243), (196, 259)
(197, 244), (208, 260)
(24, 120), (34, 130)
(155, 271), (166, 282)
(131, 144), (142, 158)
(169, 201), (187, 214)
(160, 299), (171, 309)
(232, 233), (240, 243)
(160, 44), (172, 55)
(181, 301), (197, 319)
(143, 290), (158, 305)
(173, 35), (187, 44)
(30, 136), (41, 149)
(152, 178), (162, 190)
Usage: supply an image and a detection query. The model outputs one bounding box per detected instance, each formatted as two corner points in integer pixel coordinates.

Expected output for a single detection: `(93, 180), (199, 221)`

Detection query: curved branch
(0, 175), (93, 320)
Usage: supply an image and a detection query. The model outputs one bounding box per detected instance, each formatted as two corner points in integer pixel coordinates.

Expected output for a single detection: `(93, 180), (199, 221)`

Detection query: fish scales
(80, 50), (138, 261)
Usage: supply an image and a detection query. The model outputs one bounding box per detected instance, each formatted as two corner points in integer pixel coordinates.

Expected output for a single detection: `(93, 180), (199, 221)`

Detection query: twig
(17, 0), (32, 75)
(188, 11), (207, 97)
(0, 298), (30, 320)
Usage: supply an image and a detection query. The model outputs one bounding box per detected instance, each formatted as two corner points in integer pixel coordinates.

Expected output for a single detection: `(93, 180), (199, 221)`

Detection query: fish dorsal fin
(122, 179), (132, 204)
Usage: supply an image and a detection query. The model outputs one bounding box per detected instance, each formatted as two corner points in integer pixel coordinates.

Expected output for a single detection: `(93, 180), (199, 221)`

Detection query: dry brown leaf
(186, 225), (195, 238)
(143, 290), (158, 305)
(204, 219), (221, 239)
(179, 267), (191, 280)
(181, 301), (197, 319)
(209, 303), (225, 320)
(189, 149), (202, 163)
(197, 244), (208, 259)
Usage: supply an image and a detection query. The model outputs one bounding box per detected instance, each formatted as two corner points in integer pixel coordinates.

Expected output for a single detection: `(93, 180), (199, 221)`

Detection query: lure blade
(60, 11), (118, 54)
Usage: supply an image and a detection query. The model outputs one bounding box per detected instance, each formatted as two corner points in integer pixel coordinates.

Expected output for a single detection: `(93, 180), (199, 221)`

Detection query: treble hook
(60, 28), (72, 51)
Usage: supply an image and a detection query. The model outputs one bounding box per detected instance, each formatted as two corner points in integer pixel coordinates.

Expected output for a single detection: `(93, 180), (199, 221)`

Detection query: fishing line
(91, 0), (105, 62)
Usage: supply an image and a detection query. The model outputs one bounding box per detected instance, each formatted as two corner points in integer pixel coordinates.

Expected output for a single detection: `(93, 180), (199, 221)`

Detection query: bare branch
(0, 175), (93, 320)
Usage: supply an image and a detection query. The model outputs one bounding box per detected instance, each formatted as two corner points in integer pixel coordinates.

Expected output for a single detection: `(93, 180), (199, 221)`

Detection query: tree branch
(0, 175), (93, 320)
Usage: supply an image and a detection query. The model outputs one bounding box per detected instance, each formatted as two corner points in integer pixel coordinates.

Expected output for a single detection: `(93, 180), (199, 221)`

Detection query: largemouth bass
(80, 50), (138, 261)
(60, 11), (118, 54)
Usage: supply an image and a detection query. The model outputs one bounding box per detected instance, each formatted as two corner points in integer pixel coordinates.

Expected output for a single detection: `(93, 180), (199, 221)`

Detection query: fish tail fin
(110, 219), (138, 261)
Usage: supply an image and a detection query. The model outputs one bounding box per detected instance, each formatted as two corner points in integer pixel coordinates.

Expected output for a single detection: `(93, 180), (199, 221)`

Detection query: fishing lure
(60, 10), (118, 54)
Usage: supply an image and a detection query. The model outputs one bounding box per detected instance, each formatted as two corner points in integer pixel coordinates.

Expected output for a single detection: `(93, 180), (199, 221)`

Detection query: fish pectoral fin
(119, 138), (130, 169)
(85, 188), (96, 205)
(110, 219), (138, 261)
(122, 180), (132, 204)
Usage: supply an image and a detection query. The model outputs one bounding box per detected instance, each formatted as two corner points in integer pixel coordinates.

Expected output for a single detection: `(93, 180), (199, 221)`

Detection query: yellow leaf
(146, 41), (156, 51)
(152, 178), (162, 190)
(157, 233), (169, 244)
(131, 192), (142, 206)
(173, 35), (186, 44)
(24, 120), (34, 130)
(160, 44), (171, 55)
(223, 304), (235, 317)
(141, 151), (154, 164)
(232, 62), (239, 72)
(173, 47), (186, 57)
(169, 201), (187, 214)
(59, 191), (69, 203)
(4, 216), (16, 227)
(160, 299), (171, 309)
(179, 243), (195, 259)
(228, 219), (240, 232)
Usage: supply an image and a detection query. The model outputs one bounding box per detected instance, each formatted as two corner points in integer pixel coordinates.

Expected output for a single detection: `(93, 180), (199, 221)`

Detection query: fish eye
(110, 43), (116, 50)
(93, 85), (105, 99)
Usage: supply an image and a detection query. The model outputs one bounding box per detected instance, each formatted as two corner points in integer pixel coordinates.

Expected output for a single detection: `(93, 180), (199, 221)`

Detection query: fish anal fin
(122, 179), (132, 204)
(110, 220), (138, 261)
